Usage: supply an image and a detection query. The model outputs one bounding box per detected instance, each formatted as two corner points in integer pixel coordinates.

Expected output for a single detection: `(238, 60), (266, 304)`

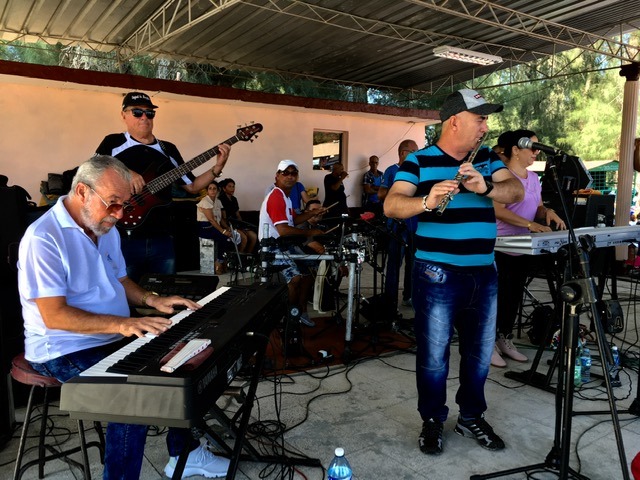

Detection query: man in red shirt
(259, 160), (327, 327)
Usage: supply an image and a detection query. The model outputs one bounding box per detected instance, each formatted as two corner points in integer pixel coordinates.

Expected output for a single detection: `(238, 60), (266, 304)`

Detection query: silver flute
(435, 132), (489, 216)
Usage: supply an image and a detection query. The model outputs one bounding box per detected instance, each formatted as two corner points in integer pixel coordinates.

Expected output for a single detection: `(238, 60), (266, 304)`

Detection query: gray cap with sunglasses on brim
(439, 88), (503, 122)
(122, 92), (158, 110)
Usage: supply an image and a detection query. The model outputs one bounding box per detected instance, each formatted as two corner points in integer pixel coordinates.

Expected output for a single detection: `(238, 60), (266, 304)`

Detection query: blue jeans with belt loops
(30, 343), (198, 480)
(411, 259), (497, 423)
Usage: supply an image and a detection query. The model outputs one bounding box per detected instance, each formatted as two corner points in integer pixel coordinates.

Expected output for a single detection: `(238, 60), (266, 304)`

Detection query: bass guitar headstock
(236, 123), (263, 142)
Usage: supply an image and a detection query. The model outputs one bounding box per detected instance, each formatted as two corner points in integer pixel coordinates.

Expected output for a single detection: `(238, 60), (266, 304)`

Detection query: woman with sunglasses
(491, 129), (566, 367)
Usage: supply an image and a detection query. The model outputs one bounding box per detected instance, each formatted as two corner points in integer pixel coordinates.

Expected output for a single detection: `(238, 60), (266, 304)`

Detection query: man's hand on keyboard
(144, 294), (202, 315)
(120, 317), (173, 338)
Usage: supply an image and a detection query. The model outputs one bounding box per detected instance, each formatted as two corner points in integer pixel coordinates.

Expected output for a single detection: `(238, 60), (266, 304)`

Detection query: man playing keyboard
(18, 155), (229, 479)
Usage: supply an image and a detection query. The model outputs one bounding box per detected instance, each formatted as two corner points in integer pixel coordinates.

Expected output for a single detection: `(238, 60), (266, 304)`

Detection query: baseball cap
(122, 92), (158, 110)
(277, 159), (299, 172)
(439, 88), (503, 122)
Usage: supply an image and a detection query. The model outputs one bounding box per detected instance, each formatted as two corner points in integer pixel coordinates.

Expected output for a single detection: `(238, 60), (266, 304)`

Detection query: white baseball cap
(277, 159), (299, 172)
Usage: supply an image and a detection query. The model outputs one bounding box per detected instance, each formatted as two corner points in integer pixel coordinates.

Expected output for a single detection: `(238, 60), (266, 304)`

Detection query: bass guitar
(119, 123), (262, 231)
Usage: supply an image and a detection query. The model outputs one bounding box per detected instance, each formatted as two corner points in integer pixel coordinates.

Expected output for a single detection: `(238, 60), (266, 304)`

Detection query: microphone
(517, 137), (563, 156)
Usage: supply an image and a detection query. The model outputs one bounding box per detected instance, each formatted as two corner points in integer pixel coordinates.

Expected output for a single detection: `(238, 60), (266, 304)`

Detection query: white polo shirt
(18, 196), (128, 363)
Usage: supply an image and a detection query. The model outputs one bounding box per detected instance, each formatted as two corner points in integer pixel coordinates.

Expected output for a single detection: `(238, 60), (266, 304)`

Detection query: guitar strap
(156, 139), (181, 170)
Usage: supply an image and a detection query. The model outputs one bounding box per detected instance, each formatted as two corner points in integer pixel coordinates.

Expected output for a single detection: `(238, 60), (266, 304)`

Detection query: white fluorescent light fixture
(433, 46), (503, 66)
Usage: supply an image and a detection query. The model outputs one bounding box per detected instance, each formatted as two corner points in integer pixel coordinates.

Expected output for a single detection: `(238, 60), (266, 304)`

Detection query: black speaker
(360, 294), (397, 325)
(169, 201), (200, 272)
(0, 185), (31, 449)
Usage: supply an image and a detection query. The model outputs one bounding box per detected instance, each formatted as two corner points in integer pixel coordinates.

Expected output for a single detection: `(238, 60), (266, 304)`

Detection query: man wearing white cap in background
(259, 160), (328, 327)
(385, 88), (523, 456)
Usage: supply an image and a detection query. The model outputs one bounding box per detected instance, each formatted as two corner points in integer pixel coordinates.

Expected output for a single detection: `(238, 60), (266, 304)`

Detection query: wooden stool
(10, 353), (104, 480)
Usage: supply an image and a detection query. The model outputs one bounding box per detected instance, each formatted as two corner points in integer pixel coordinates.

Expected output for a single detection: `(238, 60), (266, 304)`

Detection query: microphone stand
(473, 155), (629, 480)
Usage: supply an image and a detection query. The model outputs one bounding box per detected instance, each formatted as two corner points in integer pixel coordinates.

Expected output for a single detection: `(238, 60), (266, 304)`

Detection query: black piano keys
(107, 286), (251, 375)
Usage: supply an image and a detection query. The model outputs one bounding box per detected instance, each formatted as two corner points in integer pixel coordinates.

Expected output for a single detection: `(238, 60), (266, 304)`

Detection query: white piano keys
(80, 286), (230, 377)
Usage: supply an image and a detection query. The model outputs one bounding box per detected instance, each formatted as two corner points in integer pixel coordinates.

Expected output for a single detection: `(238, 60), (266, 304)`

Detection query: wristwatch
(141, 291), (159, 306)
(478, 180), (494, 197)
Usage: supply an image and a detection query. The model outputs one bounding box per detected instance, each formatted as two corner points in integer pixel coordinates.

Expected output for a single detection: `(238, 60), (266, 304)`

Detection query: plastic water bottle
(573, 349), (582, 387)
(580, 348), (591, 383)
(611, 345), (620, 367)
(327, 447), (352, 480)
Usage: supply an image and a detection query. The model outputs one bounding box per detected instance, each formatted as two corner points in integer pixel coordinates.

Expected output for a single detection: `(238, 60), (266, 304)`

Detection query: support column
(615, 63), (639, 260)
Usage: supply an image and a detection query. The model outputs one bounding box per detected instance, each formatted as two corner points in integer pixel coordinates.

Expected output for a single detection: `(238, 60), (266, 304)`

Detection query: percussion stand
(473, 156), (629, 480)
(361, 218), (392, 297)
(226, 220), (246, 285)
(342, 231), (363, 363)
(257, 238), (313, 362)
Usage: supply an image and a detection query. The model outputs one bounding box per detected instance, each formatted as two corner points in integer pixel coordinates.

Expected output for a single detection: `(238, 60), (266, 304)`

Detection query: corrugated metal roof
(0, 0), (638, 94)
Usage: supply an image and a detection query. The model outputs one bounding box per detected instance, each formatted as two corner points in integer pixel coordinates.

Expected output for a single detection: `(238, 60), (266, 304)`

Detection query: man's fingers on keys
(136, 317), (171, 336)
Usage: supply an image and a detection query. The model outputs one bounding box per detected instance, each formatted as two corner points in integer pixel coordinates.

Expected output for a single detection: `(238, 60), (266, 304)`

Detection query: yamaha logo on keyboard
(198, 366), (218, 394)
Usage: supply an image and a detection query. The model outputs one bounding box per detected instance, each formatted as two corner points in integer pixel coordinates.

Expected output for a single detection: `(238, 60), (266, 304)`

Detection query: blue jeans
(411, 260), (497, 422)
(268, 244), (315, 283)
(384, 221), (414, 307)
(120, 235), (175, 283)
(30, 344), (197, 480)
(198, 221), (231, 261)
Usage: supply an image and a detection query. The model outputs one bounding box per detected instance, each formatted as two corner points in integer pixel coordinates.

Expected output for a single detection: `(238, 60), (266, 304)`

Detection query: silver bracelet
(422, 195), (433, 212)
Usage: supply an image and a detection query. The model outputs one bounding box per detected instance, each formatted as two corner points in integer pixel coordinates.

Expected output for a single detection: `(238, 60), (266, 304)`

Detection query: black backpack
(527, 305), (557, 346)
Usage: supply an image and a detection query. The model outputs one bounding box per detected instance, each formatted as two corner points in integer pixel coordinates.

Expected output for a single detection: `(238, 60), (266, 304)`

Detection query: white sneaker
(164, 444), (230, 478)
(491, 344), (507, 368)
(496, 333), (528, 362)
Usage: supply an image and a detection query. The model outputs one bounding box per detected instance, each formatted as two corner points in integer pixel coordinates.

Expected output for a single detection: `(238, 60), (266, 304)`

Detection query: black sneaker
(418, 418), (444, 455)
(454, 414), (505, 451)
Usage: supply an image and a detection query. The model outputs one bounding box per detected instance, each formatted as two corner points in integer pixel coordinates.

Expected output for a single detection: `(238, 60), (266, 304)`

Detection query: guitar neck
(145, 135), (238, 194)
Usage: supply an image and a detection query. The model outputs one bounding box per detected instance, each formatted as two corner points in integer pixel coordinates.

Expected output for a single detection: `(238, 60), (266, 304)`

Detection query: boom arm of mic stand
(547, 154), (578, 244)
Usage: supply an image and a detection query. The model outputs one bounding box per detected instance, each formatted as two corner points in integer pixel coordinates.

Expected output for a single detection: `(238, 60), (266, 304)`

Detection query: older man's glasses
(279, 169), (299, 177)
(127, 108), (156, 119)
(89, 187), (129, 214)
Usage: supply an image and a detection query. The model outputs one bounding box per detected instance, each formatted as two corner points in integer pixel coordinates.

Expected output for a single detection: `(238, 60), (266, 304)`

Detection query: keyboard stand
(170, 334), (322, 480)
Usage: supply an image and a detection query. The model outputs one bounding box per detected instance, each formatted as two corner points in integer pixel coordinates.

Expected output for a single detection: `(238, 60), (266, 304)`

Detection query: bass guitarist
(95, 91), (231, 281)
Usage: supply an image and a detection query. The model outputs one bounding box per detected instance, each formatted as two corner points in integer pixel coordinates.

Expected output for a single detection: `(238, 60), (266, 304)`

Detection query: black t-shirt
(323, 173), (348, 214)
(219, 193), (240, 219)
(95, 133), (195, 237)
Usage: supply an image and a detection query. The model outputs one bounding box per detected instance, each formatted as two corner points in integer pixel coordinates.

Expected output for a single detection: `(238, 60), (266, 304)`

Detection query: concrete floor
(1, 259), (639, 479)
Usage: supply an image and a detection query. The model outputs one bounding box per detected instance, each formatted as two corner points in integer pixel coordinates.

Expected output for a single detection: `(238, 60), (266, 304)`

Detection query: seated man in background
(299, 199), (328, 254)
(18, 155), (229, 479)
(259, 160), (327, 327)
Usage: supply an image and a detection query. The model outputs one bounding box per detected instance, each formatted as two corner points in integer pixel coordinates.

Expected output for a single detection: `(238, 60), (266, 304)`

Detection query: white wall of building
(0, 76), (429, 211)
